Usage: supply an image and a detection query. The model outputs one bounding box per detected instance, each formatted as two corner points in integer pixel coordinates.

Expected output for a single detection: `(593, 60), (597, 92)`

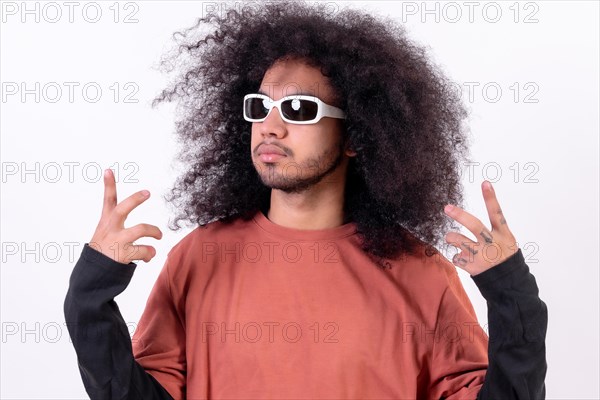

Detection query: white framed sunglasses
(243, 93), (347, 124)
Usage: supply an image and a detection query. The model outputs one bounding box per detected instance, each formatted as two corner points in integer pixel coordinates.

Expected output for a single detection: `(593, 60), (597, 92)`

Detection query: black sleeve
(63, 243), (175, 400)
(471, 248), (548, 399)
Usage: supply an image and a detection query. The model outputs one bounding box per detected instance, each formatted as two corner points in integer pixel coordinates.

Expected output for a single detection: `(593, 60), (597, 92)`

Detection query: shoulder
(381, 233), (474, 309)
(388, 234), (459, 288)
(162, 215), (256, 277)
(391, 235), (479, 319)
(405, 236), (478, 317)
(168, 215), (252, 254)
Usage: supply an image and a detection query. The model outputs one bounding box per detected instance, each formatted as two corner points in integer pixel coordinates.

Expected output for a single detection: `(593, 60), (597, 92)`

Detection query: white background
(1, 1), (598, 398)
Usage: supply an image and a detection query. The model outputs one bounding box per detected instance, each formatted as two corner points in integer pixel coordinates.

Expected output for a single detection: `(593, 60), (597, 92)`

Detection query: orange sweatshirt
(131, 209), (489, 399)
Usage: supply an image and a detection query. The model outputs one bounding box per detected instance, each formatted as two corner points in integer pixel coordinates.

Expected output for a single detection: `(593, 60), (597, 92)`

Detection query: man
(64, 1), (547, 399)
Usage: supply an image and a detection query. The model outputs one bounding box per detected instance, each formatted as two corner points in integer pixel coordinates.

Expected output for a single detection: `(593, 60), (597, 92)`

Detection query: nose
(258, 105), (287, 138)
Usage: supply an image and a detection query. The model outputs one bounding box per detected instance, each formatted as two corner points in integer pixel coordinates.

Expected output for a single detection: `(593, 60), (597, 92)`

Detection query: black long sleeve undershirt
(64, 244), (547, 399)
(472, 249), (548, 399)
(63, 244), (175, 400)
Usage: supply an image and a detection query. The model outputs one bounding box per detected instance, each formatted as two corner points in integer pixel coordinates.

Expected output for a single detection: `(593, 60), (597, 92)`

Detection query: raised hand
(88, 169), (163, 264)
(444, 180), (518, 276)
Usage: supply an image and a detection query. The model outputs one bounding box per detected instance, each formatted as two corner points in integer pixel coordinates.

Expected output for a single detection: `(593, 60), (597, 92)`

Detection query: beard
(254, 141), (345, 194)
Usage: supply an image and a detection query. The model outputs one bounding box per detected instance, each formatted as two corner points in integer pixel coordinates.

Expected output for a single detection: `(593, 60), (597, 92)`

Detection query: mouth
(256, 143), (287, 162)
(258, 153), (286, 163)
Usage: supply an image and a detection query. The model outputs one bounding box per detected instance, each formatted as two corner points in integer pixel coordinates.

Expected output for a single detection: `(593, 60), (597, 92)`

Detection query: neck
(266, 175), (348, 230)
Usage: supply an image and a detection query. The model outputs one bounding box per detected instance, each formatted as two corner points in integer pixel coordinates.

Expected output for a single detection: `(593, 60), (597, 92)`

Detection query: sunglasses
(243, 93), (346, 124)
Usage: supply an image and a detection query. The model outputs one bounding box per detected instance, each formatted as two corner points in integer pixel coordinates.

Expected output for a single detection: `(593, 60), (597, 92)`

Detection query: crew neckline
(252, 209), (357, 241)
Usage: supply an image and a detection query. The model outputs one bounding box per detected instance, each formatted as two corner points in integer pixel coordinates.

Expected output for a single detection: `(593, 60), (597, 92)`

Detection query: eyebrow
(256, 89), (317, 98)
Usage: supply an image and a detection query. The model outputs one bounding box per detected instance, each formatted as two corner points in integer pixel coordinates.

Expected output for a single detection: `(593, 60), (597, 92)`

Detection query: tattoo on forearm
(461, 242), (478, 256)
(480, 229), (493, 244)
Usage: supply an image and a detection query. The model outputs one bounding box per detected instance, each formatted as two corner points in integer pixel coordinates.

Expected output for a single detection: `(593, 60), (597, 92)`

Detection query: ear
(342, 132), (356, 157)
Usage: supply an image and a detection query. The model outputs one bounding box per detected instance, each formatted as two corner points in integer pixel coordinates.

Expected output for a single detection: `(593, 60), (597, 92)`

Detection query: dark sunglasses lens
(245, 98), (269, 119)
(282, 99), (318, 121)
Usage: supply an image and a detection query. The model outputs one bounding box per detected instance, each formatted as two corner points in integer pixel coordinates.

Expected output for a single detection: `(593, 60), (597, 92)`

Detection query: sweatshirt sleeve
(63, 243), (175, 400)
(426, 257), (489, 399)
(131, 246), (187, 399)
(426, 248), (547, 400)
(472, 248), (548, 399)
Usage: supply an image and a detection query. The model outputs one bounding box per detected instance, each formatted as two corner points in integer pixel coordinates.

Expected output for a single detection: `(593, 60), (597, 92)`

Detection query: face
(250, 58), (355, 194)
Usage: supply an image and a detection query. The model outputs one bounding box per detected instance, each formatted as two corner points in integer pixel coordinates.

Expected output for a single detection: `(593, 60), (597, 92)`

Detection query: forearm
(473, 249), (548, 399)
(64, 243), (174, 400)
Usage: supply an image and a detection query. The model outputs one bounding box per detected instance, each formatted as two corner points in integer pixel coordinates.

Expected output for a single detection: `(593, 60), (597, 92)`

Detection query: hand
(444, 180), (518, 276)
(88, 169), (163, 264)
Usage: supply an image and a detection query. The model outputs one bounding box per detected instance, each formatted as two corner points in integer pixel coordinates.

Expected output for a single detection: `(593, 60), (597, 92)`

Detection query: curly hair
(152, 0), (472, 268)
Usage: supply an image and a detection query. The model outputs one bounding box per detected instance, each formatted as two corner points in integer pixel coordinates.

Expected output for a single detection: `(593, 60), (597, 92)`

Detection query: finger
(445, 231), (479, 263)
(111, 189), (151, 226)
(478, 226), (494, 244)
(444, 204), (486, 240)
(124, 223), (163, 242)
(451, 252), (470, 269)
(124, 243), (156, 264)
(482, 180), (507, 231)
(101, 169), (117, 220)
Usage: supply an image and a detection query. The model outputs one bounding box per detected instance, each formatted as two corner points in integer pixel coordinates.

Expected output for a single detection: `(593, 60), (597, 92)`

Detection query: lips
(257, 144), (286, 156)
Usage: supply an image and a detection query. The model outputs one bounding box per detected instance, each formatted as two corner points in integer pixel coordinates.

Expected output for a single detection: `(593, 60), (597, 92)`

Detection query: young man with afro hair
(65, 1), (547, 399)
